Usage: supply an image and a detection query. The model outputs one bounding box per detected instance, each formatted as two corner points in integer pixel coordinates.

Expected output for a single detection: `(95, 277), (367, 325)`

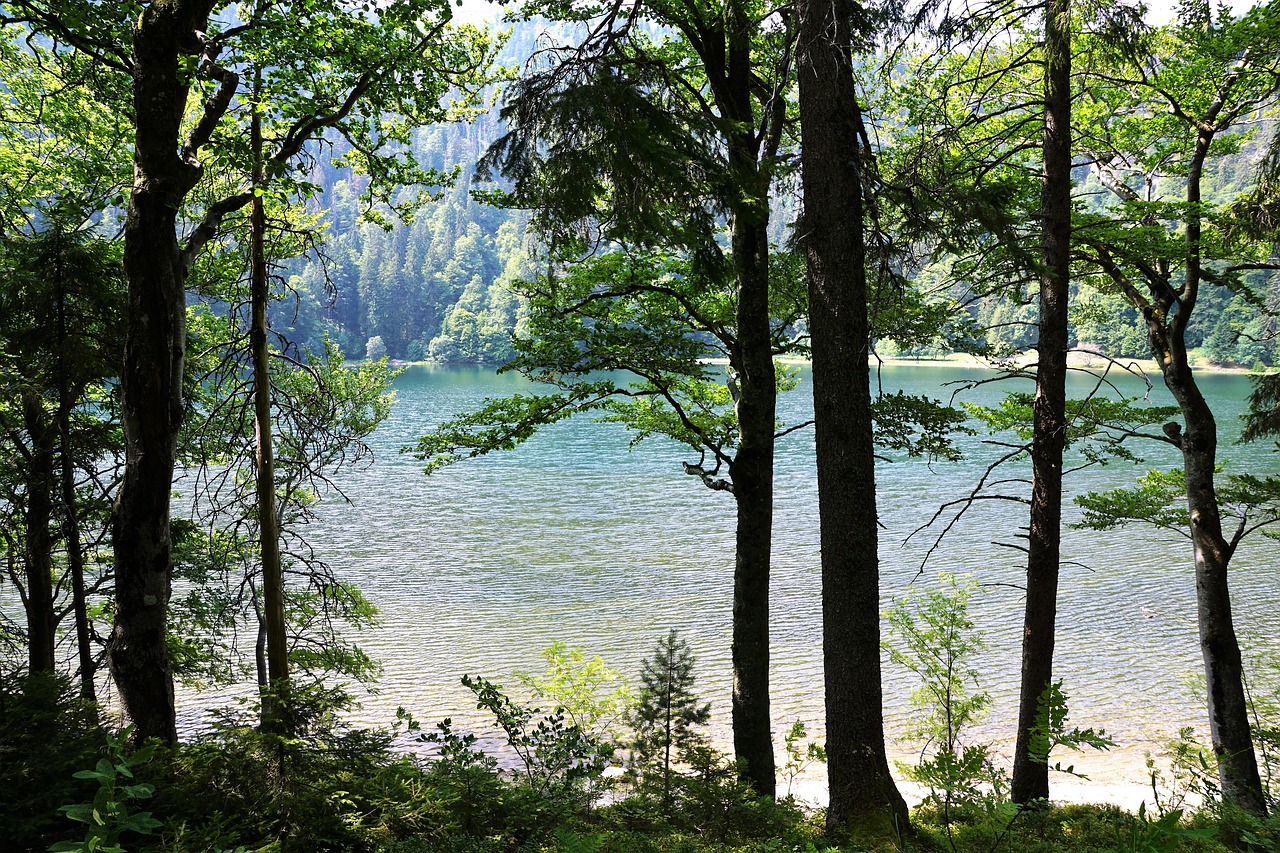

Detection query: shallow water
(190, 361), (1280, 788)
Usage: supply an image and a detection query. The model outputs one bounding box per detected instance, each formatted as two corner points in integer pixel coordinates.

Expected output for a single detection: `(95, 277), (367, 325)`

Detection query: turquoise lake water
(200, 361), (1280, 788)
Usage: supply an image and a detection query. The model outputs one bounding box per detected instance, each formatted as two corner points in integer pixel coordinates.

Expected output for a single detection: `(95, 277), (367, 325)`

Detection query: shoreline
(378, 352), (1267, 376)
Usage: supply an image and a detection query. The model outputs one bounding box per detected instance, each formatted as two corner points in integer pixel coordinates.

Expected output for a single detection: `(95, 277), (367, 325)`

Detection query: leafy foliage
(1026, 681), (1116, 778)
(516, 642), (633, 742)
(50, 727), (162, 853)
(154, 684), (443, 851)
(0, 669), (104, 850)
(884, 574), (1003, 823)
(463, 673), (615, 800)
(1076, 467), (1280, 545)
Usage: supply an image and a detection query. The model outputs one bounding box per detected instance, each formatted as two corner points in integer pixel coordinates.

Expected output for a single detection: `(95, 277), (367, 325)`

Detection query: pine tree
(630, 629), (711, 806)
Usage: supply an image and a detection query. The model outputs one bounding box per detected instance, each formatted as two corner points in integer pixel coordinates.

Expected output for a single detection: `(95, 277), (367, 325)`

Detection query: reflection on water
(188, 362), (1280, 787)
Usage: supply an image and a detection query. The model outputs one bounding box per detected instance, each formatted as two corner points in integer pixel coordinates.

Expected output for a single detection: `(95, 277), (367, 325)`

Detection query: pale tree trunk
(1178, 386), (1264, 816)
(1012, 0), (1071, 804)
(1118, 125), (1268, 817)
(1167, 129), (1264, 818)
(797, 0), (909, 834)
(1166, 133), (1264, 814)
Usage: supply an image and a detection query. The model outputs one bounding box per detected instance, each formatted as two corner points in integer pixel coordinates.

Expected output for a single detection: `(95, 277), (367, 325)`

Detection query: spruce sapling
(630, 629), (711, 806)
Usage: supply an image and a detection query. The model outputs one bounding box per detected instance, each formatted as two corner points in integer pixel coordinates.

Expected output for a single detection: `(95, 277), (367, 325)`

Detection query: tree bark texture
(721, 0), (778, 798)
(1178, 387), (1265, 816)
(110, 0), (220, 744)
(1136, 126), (1266, 816)
(23, 390), (57, 674)
(59, 400), (96, 700)
(727, 158), (778, 801)
(796, 0), (909, 834)
(1011, 0), (1071, 805)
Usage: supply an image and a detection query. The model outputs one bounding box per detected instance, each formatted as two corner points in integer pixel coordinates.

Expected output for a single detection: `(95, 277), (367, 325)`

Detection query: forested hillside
(275, 20), (1278, 368)
(272, 25), (541, 363)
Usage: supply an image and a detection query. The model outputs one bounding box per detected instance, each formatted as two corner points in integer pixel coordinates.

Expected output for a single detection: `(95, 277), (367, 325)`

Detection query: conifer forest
(2, 0), (1280, 850)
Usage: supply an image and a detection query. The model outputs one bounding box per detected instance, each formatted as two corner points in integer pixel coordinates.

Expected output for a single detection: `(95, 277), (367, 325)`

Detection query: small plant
(1242, 639), (1280, 813)
(1027, 680), (1116, 777)
(884, 573), (1004, 836)
(462, 673), (614, 798)
(515, 641), (633, 741)
(422, 717), (505, 836)
(1146, 726), (1220, 817)
(780, 720), (826, 799)
(1104, 802), (1217, 853)
(156, 685), (443, 850)
(629, 629), (712, 808)
(51, 727), (162, 853)
(0, 669), (104, 850)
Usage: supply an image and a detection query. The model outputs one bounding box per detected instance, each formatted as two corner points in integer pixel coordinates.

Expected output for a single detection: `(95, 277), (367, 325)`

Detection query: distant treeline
(269, 21), (1277, 369)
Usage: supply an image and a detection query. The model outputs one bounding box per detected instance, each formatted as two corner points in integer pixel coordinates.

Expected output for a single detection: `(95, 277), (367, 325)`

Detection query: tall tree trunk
(252, 69), (290, 725)
(722, 0), (777, 797)
(1120, 125), (1268, 816)
(55, 241), (97, 701)
(109, 0), (218, 745)
(1012, 0), (1071, 804)
(728, 191), (778, 800)
(23, 391), (57, 674)
(1162, 130), (1264, 815)
(796, 0), (909, 835)
(59, 399), (96, 700)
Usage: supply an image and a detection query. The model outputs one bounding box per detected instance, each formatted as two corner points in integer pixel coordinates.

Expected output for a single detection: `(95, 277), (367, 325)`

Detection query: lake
(215, 361), (1280, 798)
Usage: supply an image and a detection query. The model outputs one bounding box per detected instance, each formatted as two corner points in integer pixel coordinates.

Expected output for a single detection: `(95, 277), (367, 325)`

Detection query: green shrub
(153, 685), (449, 852)
(50, 727), (163, 853)
(0, 667), (104, 852)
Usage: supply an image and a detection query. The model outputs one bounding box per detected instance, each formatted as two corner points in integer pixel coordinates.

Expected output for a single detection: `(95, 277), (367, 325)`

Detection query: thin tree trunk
(251, 67), (290, 724)
(55, 241), (97, 701)
(1168, 129), (1265, 818)
(722, 0), (777, 796)
(23, 391), (57, 674)
(1012, 0), (1071, 804)
(796, 0), (909, 834)
(1155, 344), (1264, 815)
(59, 425), (95, 700)
(728, 206), (777, 799)
(109, 0), (218, 744)
(1178, 389), (1265, 816)
(1129, 125), (1268, 816)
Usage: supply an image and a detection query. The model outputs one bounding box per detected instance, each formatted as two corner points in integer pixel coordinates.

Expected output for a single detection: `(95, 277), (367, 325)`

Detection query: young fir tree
(631, 629), (711, 807)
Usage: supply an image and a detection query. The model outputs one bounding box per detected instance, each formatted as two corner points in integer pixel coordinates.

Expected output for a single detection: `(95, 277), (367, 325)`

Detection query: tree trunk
(109, 0), (218, 745)
(22, 391), (57, 674)
(56, 254), (97, 701)
(1178, 391), (1266, 816)
(252, 71), (290, 725)
(797, 0), (909, 835)
(720, 0), (777, 798)
(1155, 340), (1265, 815)
(1134, 125), (1267, 816)
(60, 412), (96, 700)
(1012, 0), (1071, 804)
(728, 192), (778, 800)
